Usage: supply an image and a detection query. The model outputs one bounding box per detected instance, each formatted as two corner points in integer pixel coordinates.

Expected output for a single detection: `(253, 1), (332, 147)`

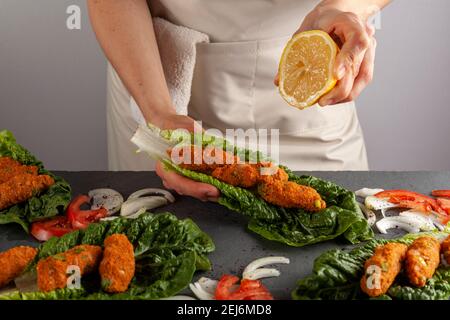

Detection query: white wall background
(0, 0), (449, 171)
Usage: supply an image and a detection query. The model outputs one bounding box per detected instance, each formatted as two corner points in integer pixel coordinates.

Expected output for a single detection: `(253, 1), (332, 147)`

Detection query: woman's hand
(156, 161), (220, 202)
(153, 114), (220, 202)
(275, 2), (379, 106)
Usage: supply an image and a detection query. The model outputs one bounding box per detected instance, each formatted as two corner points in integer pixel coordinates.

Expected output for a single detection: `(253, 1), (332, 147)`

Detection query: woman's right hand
(153, 114), (220, 202)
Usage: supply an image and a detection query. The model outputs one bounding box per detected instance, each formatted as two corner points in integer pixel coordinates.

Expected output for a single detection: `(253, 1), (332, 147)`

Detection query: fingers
(334, 30), (370, 80)
(319, 70), (354, 106)
(319, 14), (373, 106)
(156, 162), (220, 202)
(342, 37), (376, 103)
(321, 34), (376, 106)
(366, 23), (376, 37)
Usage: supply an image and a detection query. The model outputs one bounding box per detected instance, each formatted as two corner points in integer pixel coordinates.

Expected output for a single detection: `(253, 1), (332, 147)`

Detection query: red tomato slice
(215, 275), (240, 300)
(432, 190), (450, 198)
(215, 275), (273, 300)
(437, 198), (450, 215)
(31, 216), (74, 241)
(67, 195), (108, 229)
(375, 190), (441, 213)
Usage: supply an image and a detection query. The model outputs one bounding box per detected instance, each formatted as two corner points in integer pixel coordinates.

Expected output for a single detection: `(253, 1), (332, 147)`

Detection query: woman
(87, 0), (390, 201)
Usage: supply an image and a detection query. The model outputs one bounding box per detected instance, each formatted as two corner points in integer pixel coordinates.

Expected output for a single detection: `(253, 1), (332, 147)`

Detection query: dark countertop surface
(1, 171), (450, 300)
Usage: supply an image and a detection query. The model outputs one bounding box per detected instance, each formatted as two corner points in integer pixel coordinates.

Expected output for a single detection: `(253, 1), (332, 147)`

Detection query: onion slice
(14, 271), (38, 293)
(120, 196), (168, 217)
(399, 211), (436, 231)
(376, 216), (430, 234)
(128, 188), (175, 203)
(357, 202), (377, 226)
(243, 256), (290, 279)
(189, 283), (214, 300)
(100, 216), (119, 222)
(243, 268), (280, 280)
(355, 188), (384, 198)
(365, 196), (397, 211)
(125, 208), (148, 219)
(88, 188), (124, 216)
(197, 277), (218, 295)
(401, 210), (444, 231)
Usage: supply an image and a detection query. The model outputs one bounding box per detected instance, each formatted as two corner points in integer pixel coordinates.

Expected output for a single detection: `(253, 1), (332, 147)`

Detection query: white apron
(107, 0), (369, 171)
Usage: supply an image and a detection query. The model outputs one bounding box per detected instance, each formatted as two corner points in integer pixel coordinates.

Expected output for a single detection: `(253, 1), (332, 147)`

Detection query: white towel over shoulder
(130, 17), (210, 123)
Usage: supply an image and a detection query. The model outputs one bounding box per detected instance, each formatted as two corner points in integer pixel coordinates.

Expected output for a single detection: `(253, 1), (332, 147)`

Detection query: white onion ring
(89, 188), (124, 216)
(128, 188), (175, 203)
(189, 283), (214, 300)
(120, 196), (168, 217)
(243, 256), (290, 277)
(355, 188), (384, 198)
(376, 216), (426, 234)
(243, 268), (280, 280)
(357, 202), (377, 226)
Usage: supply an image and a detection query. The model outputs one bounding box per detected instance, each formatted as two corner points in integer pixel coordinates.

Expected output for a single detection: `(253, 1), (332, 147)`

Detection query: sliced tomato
(432, 190), (450, 198)
(437, 198), (450, 215)
(31, 216), (74, 241)
(215, 275), (273, 300)
(215, 275), (240, 300)
(230, 279), (273, 300)
(67, 195), (108, 229)
(375, 190), (442, 213)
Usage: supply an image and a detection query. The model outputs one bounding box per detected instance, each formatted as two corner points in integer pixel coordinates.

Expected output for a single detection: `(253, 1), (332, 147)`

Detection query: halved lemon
(278, 30), (339, 109)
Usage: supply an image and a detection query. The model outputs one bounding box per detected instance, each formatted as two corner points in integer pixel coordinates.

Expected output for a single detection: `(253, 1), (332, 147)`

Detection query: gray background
(0, 0), (449, 171)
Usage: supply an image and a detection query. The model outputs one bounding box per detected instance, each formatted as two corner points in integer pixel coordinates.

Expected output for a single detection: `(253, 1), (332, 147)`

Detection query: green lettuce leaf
(0, 212), (214, 300)
(160, 137), (373, 247)
(0, 288), (87, 300)
(292, 232), (450, 300)
(0, 130), (71, 232)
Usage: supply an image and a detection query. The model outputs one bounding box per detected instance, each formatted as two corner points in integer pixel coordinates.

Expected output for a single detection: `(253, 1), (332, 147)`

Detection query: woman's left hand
(275, 6), (377, 107)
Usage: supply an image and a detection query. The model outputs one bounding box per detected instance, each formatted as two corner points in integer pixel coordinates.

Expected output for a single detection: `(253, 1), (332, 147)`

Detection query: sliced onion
(159, 295), (196, 300)
(355, 188), (384, 198)
(125, 208), (147, 219)
(243, 268), (280, 280)
(88, 188), (124, 216)
(100, 216), (119, 222)
(128, 188), (175, 203)
(14, 271), (38, 293)
(365, 196), (397, 211)
(401, 210), (444, 231)
(120, 196), (168, 217)
(243, 256), (289, 278)
(376, 216), (427, 234)
(197, 277), (218, 295)
(189, 283), (214, 300)
(399, 211), (436, 231)
(357, 202), (377, 226)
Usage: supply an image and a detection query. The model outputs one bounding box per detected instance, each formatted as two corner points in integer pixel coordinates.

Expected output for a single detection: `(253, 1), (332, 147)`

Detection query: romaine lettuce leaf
(0, 130), (71, 232)
(0, 212), (215, 300)
(161, 144), (373, 247)
(133, 124), (373, 244)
